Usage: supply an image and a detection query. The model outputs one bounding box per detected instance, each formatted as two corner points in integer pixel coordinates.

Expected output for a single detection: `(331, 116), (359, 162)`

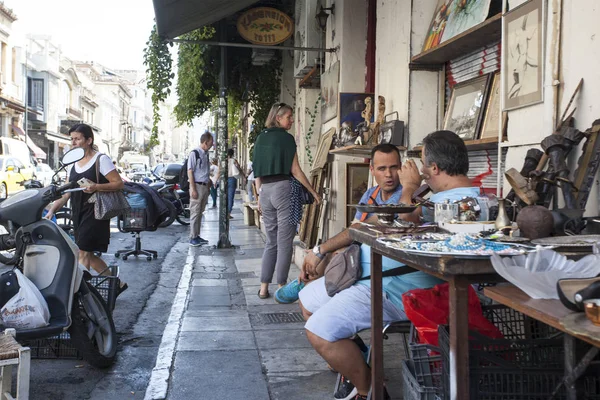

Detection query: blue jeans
(227, 177), (237, 214)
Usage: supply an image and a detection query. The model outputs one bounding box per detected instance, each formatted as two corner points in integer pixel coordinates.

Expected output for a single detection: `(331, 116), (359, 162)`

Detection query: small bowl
(584, 299), (600, 326)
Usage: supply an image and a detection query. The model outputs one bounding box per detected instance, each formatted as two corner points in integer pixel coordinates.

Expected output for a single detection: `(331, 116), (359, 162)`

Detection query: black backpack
(179, 149), (200, 191)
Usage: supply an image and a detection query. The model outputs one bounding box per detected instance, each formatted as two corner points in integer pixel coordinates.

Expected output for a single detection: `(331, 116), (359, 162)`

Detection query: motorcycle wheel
(175, 199), (191, 226)
(158, 199), (177, 228)
(69, 283), (117, 368)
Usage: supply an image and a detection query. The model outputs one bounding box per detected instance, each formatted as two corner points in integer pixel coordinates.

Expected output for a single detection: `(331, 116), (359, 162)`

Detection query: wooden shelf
(410, 13), (502, 67)
(412, 137), (499, 152)
(329, 144), (407, 158)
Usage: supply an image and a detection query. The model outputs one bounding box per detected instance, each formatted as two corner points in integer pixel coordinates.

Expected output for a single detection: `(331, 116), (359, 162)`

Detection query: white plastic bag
(1, 269), (50, 329)
(491, 245), (600, 299)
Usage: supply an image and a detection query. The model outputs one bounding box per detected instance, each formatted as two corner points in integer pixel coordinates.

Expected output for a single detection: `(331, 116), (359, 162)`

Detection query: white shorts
(299, 277), (407, 342)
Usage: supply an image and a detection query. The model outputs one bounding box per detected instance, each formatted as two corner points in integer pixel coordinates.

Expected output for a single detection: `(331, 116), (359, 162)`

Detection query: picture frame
(503, 0), (544, 110)
(479, 72), (501, 139)
(422, 0), (453, 52)
(310, 127), (336, 174)
(320, 61), (340, 123)
(338, 92), (374, 132)
(345, 163), (370, 227)
(443, 74), (492, 141)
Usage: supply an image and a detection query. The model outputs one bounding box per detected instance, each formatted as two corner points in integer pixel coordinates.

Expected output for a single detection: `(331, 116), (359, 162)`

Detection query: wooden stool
(0, 329), (30, 400)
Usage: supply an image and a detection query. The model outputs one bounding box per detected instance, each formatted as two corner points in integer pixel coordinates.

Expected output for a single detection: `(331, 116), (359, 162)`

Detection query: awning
(46, 132), (72, 146)
(152, 0), (259, 39)
(10, 125), (47, 160)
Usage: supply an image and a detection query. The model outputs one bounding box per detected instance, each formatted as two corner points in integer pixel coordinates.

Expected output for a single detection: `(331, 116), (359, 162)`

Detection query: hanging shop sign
(237, 7), (294, 45)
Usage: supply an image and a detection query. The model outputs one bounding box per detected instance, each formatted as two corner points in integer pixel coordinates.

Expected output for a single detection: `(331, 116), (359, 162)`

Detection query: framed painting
(443, 74), (492, 141)
(338, 93), (374, 132)
(310, 127), (336, 174)
(422, 0), (453, 52)
(503, 0), (544, 110)
(345, 163), (370, 227)
(480, 72), (501, 139)
(441, 0), (492, 43)
(321, 61), (340, 123)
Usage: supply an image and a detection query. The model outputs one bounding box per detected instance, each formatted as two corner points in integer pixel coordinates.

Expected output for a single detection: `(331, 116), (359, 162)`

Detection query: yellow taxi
(0, 156), (34, 199)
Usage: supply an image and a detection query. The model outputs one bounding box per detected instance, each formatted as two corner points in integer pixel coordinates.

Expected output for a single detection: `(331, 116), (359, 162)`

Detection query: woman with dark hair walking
(46, 124), (125, 283)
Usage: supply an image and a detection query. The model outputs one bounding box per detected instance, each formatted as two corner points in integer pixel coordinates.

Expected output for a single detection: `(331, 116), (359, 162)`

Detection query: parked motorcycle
(0, 147), (117, 367)
(149, 181), (191, 227)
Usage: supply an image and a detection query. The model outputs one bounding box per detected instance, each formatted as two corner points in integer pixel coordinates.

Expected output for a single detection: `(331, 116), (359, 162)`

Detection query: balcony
(67, 107), (82, 119)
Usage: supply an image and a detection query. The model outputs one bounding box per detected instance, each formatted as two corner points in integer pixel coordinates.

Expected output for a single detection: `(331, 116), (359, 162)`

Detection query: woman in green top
(254, 103), (321, 299)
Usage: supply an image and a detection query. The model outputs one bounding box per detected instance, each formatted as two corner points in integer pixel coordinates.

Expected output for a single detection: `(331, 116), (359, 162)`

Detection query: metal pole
(170, 38), (337, 53)
(217, 22), (232, 249)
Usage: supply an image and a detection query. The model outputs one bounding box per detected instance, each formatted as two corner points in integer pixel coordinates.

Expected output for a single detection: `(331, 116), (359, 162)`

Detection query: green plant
(143, 25), (173, 149)
(304, 93), (321, 166)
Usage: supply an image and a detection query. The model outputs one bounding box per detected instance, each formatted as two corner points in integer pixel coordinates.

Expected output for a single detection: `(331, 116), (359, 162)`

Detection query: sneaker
(274, 279), (305, 304)
(334, 374), (357, 400)
(350, 394), (367, 400)
(198, 237), (209, 244)
(189, 237), (202, 247)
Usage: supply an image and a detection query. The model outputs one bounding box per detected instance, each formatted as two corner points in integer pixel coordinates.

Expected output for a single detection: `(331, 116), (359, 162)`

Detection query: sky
(9, 0), (157, 71)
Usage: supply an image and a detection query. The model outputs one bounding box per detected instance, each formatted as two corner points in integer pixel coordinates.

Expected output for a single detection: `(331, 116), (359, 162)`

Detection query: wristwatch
(312, 245), (325, 260)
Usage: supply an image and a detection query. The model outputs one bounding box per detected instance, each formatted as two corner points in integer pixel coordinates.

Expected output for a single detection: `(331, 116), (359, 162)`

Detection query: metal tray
(531, 235), (600, 249)
(352, 204), (417, 214)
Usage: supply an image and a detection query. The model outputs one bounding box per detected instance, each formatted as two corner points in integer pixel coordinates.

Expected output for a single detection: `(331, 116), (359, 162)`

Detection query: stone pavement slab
(169, 350), (269, 400)
(177, 331), (256, 351)
(181, 315), (252, 331)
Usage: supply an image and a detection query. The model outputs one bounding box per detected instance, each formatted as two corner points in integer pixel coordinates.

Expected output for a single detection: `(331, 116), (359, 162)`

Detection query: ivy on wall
(143, 24), (282, 156)
(304, 93), (321, 166)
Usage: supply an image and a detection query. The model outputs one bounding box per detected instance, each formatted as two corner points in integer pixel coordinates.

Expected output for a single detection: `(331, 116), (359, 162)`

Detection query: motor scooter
(148, 181), (190, 227)
(0, 147), (117, 368)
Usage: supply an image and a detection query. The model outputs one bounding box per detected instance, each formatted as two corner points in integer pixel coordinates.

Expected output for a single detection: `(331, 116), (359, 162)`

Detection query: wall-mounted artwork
(443, 74), (491, 141)
(338, 92), (374, 131)
(441, 0), (492, 43)
(346, 163), (370, 227)
(503, 0), (544, 110)
(321, 61), (340, 123)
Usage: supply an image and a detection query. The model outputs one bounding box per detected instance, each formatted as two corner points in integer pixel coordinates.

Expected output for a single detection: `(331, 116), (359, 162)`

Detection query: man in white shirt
(247, 160), (255, 202)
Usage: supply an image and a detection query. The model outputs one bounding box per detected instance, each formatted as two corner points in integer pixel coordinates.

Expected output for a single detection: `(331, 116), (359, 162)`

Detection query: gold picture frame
(345, 163), (370, 227)
(479, 72), (501, 140)
(443, 74), (492, 141)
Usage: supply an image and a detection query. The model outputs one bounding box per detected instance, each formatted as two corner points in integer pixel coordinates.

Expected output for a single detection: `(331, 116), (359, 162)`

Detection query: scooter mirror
(61, 147), (85, 165)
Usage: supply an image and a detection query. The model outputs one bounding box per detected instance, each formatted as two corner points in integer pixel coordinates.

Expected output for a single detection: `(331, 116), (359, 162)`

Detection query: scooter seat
(12, 316), (70, 340)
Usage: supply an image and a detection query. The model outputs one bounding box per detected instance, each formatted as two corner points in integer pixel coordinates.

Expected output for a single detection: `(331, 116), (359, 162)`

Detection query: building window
(1, 42), (6, 84)
(11, 48), (16, 83)
(27, 78), (44, 110)
(134, 110), (137, 123)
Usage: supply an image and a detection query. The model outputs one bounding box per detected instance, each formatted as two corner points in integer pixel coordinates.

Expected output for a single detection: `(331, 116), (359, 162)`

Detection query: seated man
(298, 131), (482, 400)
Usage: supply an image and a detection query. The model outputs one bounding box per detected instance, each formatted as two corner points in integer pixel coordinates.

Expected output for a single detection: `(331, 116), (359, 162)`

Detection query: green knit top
(252, 127), (297, 178)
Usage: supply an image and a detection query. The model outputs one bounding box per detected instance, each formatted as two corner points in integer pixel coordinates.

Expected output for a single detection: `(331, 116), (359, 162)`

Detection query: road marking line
(144, 247), (195, 400)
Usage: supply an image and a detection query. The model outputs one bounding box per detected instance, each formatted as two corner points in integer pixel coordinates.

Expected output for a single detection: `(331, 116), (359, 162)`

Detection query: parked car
(150, 163), (183, 184)
(0, 156), (35, 198)
(35, 162), (55, 186)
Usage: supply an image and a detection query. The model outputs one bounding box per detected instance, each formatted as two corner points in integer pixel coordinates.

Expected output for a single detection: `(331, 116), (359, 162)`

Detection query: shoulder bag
(92, 154), (131, 220)
(324, 243), (415, 296)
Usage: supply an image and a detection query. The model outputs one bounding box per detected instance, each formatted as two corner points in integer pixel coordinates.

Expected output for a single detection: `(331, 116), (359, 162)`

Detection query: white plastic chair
(0, 329), (30, 400)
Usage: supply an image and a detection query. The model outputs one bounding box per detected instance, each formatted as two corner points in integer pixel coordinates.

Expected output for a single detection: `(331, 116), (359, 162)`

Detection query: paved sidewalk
(146, 199), (407, 399)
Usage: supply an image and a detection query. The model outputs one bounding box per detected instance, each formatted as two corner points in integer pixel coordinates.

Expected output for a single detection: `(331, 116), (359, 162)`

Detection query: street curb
(144, 246), (195, 400)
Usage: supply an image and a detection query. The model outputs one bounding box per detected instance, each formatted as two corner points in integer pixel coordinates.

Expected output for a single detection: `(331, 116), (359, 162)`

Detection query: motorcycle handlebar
(56, 180), (78, 194)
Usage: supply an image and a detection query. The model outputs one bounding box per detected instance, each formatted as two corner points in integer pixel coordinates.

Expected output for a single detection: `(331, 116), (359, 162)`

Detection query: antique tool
(505, 168), (538, 205)
(556, 78), (583, 130)
(515, 205), (554, 239)
(505, 148), (543, 204)
(494, 198), (511, 230)
(573, 119), (600, 210)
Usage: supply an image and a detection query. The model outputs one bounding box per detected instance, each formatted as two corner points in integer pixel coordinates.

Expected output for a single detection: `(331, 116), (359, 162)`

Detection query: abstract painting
(503, 0), (544, 110)
(441, 0), (492, 43)
(423, 0), (453, 51)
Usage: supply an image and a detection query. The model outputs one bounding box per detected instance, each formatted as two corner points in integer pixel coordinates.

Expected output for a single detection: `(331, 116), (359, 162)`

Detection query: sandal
(258, 289), (270, 299)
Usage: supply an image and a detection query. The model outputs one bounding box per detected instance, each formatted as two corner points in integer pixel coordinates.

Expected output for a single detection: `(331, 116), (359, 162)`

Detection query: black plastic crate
(409, 343), (444, 390)
(402, 359), (443, 400)
(583, 375), (600, 400)
(23, 331), (81, 360)
(438, 320), (565, 400)
(89, 273), (119, 311)
(122, 208), (147, 230)
(482, 304), (561, 340)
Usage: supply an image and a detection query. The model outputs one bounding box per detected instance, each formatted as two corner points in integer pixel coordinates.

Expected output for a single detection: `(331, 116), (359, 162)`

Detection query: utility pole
(217, 22), (231, 248)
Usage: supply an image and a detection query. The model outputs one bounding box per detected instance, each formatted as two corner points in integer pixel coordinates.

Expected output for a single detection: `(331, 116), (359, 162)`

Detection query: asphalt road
(26, 220), (189, 400)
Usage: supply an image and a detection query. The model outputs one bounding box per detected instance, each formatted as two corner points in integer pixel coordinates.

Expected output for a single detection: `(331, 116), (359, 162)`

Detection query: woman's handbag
(92, 155), (130, 220)
(290, 176), (314, 205)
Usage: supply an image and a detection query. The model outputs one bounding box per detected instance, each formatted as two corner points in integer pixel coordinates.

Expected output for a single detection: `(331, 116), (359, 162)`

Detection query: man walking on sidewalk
(188, 132), (214, 246)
